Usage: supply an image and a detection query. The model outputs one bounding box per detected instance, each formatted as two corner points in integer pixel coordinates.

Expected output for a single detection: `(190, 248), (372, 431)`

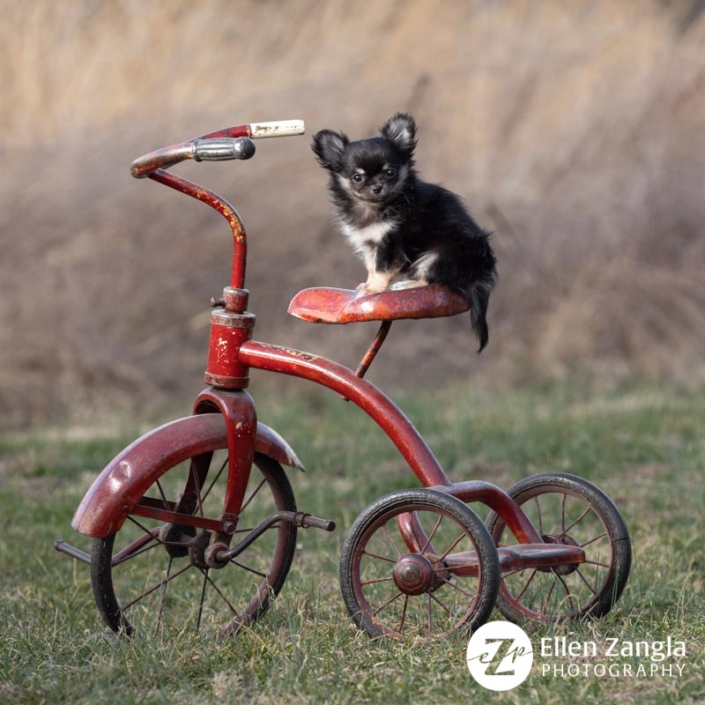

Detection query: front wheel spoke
(196, 568), (209, 630)
(372, 589), (404, 617)
(583, 559), (611, 569)
(156, 557), (173, 630)
(121, 562), (193, 613)
(202, 456), (228, 504)
(201, 569), (240, 617)
(189, 461), (205, 518)
(155, 479), (170, 510)
(240, 478), (267, 514)
(112, 526), (162, 565)
(126, 515), (171, 546)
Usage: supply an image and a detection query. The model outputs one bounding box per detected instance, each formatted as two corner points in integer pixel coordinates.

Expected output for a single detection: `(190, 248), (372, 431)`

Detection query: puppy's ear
(380, 113), (417, 156)
(312, 130), (349, 171)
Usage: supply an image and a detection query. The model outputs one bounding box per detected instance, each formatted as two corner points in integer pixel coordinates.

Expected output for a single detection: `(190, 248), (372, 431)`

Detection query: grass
(0, 381), (704, 704)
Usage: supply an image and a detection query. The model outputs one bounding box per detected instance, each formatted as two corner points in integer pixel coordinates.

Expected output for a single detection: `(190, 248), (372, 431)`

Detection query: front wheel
(91, 451), (297, 636)
(340, 489), (499, 641)
(486, 473), (631, 623)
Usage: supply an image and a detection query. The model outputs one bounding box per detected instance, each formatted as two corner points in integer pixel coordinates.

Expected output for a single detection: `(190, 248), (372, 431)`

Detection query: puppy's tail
(468, 286), (490, 353)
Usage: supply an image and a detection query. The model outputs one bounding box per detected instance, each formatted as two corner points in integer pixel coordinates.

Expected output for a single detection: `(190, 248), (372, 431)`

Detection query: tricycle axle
(54, 540), (92, 566)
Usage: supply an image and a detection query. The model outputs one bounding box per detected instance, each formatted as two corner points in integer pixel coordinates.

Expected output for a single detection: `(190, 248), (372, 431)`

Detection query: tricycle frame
(57, 119), (631, 638)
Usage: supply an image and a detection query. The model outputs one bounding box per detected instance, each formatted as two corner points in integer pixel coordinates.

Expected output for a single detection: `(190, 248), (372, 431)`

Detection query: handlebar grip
(299, 514), (336, 531)
(193, 137), (256, 162)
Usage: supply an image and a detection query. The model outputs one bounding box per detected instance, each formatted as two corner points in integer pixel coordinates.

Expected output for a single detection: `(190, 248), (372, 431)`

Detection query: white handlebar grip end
(249, 120), (306, 138)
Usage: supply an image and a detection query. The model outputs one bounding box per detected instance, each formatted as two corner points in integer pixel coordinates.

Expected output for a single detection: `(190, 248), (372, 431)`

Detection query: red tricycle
(55, 119), (631, 641)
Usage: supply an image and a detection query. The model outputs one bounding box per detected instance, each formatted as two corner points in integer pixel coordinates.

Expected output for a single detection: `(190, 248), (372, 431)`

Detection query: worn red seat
(287, 285), (470, 324)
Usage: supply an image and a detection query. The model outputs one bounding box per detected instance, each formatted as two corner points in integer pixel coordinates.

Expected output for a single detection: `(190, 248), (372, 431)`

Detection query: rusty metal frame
(67, 120), (587, 579)
(71, 413), (304, 538)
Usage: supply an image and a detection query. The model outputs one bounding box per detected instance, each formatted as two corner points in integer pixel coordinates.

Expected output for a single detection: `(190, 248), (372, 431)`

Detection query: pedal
(296, 513), (336, 532)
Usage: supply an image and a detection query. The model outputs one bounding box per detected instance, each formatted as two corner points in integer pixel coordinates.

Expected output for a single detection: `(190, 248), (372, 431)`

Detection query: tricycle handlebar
(130, 119), (305, 178)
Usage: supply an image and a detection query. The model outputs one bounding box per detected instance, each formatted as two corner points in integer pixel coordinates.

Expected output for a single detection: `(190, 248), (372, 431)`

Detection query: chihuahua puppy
(312, 113), (497, 352)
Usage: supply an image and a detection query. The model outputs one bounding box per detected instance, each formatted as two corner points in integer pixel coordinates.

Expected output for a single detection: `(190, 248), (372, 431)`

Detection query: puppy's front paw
(389, 279), (426, 291)
(356, 281), (385, 297)
(355, 282), (373, 297)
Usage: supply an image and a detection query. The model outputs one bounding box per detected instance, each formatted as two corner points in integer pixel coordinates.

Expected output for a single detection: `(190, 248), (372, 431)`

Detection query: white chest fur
(339, 219), (397, 257)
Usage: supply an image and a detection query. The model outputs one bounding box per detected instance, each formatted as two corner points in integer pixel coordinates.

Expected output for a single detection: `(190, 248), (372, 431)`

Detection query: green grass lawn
(1, 382), (703, 704)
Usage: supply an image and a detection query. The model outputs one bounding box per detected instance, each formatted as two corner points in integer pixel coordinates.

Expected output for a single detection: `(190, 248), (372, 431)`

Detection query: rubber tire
(340, 488), (499, 641)
(485, 472), (631, 623)
(91, 452), (297, 636)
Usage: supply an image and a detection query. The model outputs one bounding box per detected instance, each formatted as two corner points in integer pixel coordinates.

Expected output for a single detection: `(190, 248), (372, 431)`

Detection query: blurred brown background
(2, 0), (704, 429)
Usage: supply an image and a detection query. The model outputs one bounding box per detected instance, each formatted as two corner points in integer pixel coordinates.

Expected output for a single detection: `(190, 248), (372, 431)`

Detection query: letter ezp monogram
(466, 621), (534, 691)
(475, 637), (529, 676)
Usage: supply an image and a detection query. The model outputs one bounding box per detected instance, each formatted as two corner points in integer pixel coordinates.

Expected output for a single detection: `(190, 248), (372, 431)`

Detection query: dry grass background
(1, 0), (704, 428)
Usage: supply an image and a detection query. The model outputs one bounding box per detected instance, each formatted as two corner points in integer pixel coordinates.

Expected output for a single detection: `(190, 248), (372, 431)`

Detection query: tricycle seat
(287, 285), (470, 324)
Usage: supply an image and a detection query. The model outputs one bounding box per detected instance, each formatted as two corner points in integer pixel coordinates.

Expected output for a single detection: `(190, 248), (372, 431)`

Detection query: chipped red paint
(129, 123), (256, 289)
(72, 413), (304, 538)
(287, 285), (471, 324)
(192, 389), (257, 530)
(205, 307), (256, 387)
(252, 422), (305, 471)
(149, 169), (248, 289)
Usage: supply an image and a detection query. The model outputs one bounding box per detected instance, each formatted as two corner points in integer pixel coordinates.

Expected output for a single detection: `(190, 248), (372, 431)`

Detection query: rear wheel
(91, 450), (297, 636)
(486, 473), (631, 623)
(340, 489), (499, 641)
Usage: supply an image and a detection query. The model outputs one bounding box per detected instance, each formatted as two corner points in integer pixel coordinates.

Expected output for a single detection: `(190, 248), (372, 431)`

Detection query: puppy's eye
(352, 173), (364, 183)
(384, 167), (397, 178)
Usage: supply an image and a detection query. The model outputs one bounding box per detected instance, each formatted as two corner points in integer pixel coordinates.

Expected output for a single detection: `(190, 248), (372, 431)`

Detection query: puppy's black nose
(372, 185), (383, 194)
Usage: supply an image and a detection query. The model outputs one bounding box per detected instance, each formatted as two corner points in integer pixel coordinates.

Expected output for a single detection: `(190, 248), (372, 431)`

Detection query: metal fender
(72, 414), (304, 538)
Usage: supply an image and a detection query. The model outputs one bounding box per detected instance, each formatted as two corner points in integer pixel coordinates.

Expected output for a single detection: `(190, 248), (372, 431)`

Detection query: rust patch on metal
(287, 285), (470, 324)
(281, 348), (317, 362)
